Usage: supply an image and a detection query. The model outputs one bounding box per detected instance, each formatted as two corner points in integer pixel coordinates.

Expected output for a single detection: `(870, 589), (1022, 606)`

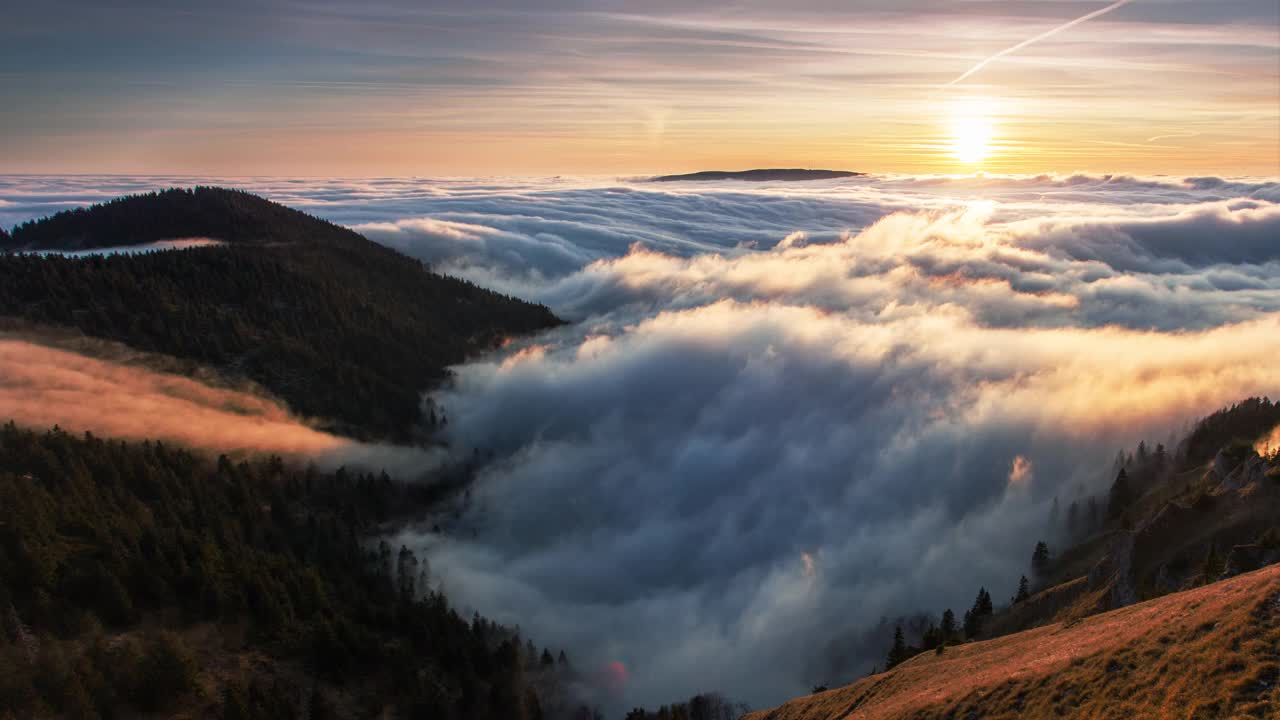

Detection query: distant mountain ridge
(650, 169), (863, 182)
(0, 187), (562, 440)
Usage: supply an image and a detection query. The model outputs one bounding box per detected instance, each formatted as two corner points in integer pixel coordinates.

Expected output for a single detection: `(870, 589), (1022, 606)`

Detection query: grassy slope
(747, 564), (1280, 720)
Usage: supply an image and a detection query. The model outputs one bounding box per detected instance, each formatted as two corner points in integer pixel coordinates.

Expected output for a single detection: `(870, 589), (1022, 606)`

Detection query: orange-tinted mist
(1257, 425), (1280, 457)
(0, 338), (348, 455)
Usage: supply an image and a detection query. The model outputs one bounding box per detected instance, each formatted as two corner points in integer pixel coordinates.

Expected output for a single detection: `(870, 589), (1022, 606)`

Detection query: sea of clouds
(4, 172), (1280, 712)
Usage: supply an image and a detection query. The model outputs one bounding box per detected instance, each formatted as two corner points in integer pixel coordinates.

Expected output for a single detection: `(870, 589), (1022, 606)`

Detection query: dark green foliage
(0, 188), (561, 440)
(920, 620), (940, 651)
(963, 588), (993, 639)
(1181, 397), (1280, 469)
(0, 423), (575, 719)
(1015, 575), (1031, 604)
(886, 625), (909, 669)
(623, 692), (747, 720)
(132, 631), (198, 712)
(1107, 469), (1133, 521)
(11, 186), (388, 253)
(940, 608), (957, 639)
(1031, 541), (1051, 577)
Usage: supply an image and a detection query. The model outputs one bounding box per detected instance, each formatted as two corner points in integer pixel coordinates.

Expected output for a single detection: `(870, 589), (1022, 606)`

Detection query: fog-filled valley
(3, 172), (1280, 715)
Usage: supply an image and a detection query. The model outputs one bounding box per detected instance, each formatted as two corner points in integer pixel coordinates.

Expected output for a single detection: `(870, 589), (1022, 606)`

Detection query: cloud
(5, 172), (1280, 713)
(419, 300), (1280, 712)
(363, 174), (1280, 712)
(947, 0), (1136, 85)
(1257, 425), (1280, 456)
(0, 336), (441, 474)
(3, 0), (1278, 175)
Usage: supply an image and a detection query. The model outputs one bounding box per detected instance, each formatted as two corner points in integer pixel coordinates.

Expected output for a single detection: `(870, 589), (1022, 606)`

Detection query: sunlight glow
(948, 99), (997, 165)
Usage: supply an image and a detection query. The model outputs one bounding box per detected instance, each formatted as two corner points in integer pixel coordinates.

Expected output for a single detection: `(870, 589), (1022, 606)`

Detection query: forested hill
(6, 186), (375, 252)
(0, 423), (586, 719)
(0, 188), (562, 440)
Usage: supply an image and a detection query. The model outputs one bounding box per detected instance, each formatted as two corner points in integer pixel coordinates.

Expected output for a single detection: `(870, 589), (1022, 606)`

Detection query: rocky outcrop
(1212, 448), (1268, 492)
(1222, 544), (1280, 579)
(1086, 531), (1136, 610)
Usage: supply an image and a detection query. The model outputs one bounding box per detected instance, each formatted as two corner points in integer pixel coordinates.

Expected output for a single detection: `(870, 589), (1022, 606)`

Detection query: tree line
(0, 422), (593, 719)
(623, 692), (748, 720)
(877, 398), (1280, 674)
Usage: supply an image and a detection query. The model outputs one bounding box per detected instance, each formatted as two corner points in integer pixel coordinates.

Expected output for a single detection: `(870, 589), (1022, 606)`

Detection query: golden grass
(745, 564), (1280, 720)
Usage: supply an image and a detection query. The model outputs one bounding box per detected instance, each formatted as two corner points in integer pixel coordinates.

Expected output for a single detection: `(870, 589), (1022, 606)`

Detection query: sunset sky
(3, 0), (1278, 176)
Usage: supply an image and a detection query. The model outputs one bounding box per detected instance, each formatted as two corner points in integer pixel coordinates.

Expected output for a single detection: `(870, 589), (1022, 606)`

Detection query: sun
(951, 115), (991, 164)
(947, 99), (997, 166)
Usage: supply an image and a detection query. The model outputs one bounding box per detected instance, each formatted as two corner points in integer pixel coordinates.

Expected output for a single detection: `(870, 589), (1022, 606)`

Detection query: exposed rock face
(1223, 544), (1279, 579)
(1086, 531), (1137, 610)
(1212, 448), (1268, 492)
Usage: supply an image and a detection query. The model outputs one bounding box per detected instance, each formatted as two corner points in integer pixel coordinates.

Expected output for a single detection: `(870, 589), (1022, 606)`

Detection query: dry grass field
(746, 563), (1280, 720)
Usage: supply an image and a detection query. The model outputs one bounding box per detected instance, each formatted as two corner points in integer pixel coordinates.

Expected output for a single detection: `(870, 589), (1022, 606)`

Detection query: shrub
(132, 631), (197, 711)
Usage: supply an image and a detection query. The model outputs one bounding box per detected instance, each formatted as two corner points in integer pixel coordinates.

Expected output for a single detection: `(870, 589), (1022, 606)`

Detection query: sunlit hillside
(748, 564), (1280, 719)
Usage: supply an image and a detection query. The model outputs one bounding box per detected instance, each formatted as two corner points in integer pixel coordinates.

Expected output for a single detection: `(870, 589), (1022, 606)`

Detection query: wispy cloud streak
(947, 0), (1137, 85)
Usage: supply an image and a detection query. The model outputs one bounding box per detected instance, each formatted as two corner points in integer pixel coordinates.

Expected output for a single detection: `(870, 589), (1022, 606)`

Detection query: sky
(5, 171), (1280, 712)
(3, 0), (1278, 175)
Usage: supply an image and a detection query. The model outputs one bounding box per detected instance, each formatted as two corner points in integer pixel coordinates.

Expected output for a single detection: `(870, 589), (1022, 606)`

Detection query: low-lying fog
(5, 172), (1279, 712)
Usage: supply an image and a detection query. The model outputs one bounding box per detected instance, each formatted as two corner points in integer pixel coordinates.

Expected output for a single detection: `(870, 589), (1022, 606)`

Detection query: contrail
(1146, 131), (1200, 143)
(947, 0), (1136, 86)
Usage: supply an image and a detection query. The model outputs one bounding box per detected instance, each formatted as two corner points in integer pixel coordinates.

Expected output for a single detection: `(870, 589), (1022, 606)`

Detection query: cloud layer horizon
(4, 172), (1280, 713)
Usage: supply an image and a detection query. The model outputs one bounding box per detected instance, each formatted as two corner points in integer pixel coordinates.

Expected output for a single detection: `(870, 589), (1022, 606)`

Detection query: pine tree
(886, 625), (908, 669)
(1015, 575), (1030, 603)
(921, 621), (941, 651)
(1031, 541), (1051, 577)
(977, 588), (993, 616)
(1108, 468), (1133, 521)
(940, 608), (957, 640)
(964, 588), (993, 638)
(397, 546), (418, 602)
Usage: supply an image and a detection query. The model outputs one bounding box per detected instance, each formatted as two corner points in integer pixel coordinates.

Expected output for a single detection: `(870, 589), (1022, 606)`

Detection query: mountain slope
(0, 423), (586, 719)
(0, 187), (562, 440)
(987, 400), (1280, 640)
(748, 564), (1280, 720)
